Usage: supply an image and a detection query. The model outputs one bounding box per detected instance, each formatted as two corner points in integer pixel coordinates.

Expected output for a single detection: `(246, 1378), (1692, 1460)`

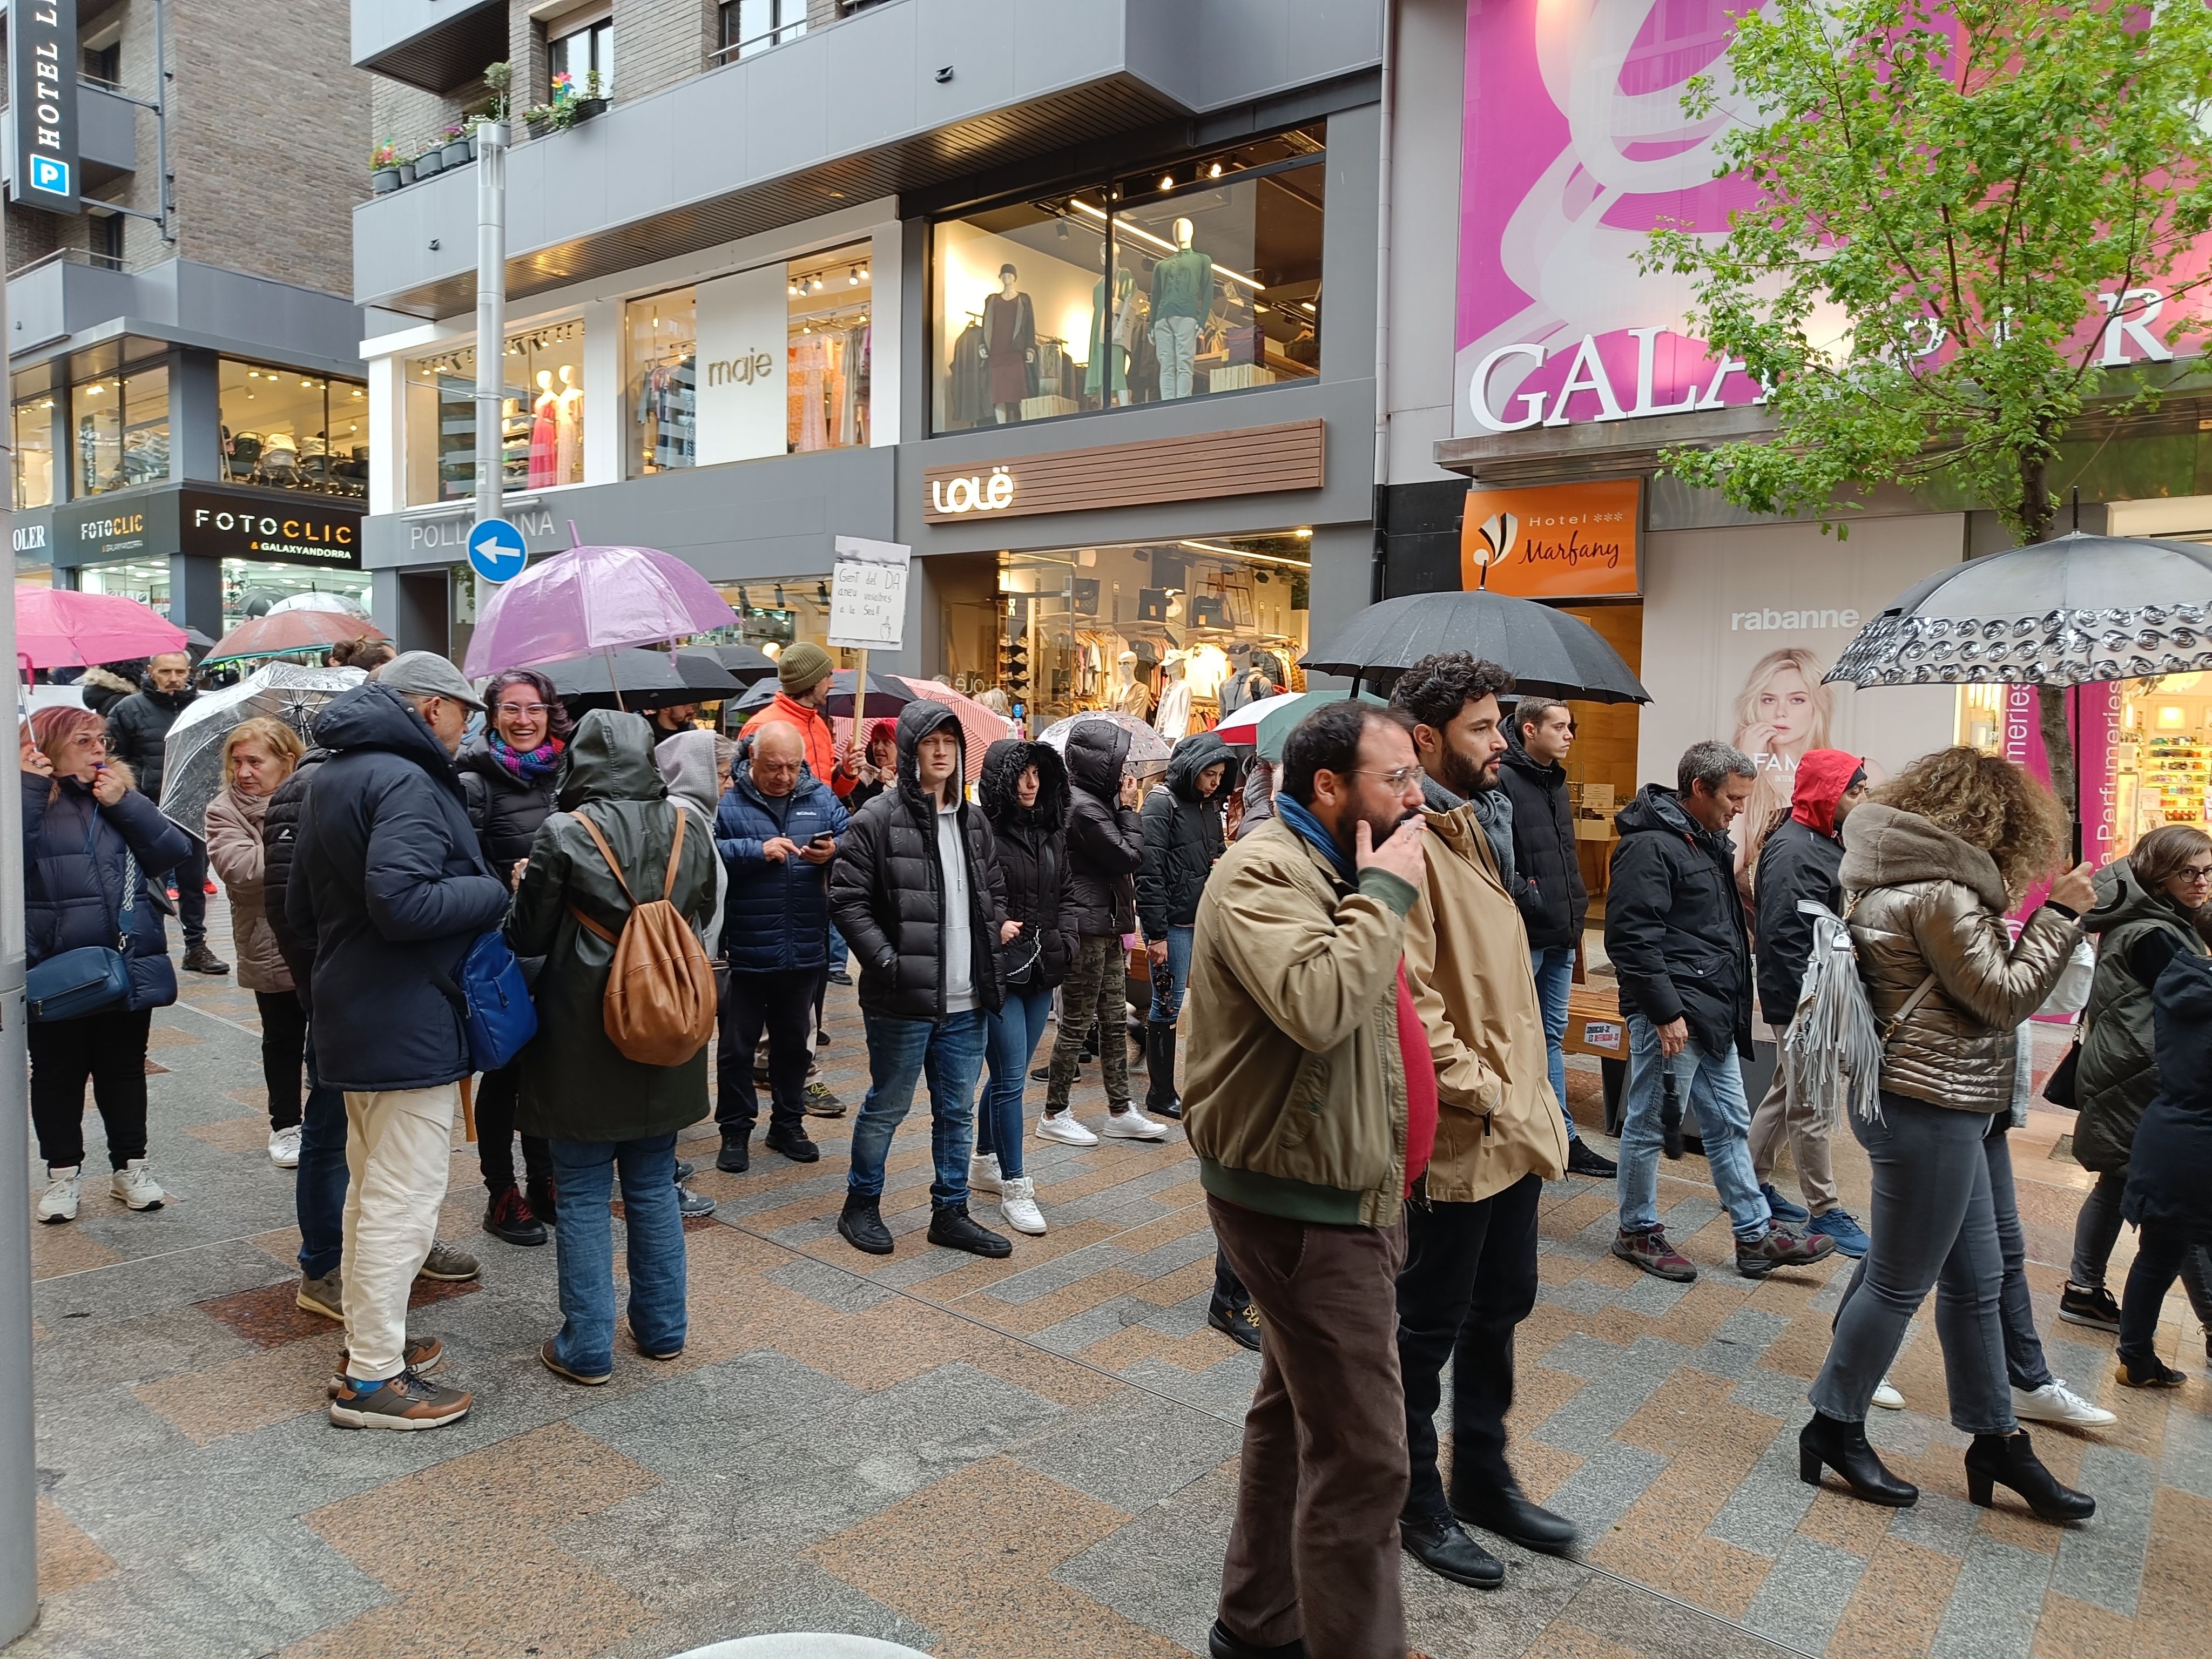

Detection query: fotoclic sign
(180, 491), (362, 566)
(1460, 478), (1640, 598)
(8, 0), (78, 214)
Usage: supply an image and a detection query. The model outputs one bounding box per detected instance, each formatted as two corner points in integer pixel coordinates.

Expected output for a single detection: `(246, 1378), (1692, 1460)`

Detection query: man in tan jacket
(1393, 653), (1576, 1589)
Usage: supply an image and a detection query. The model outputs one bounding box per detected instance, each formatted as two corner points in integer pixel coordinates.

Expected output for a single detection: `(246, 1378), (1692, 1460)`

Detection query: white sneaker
(269, 1125), (302, 1169)
(1101, 1106), (1169, 1142)
(111, 1158), (166, 1211)
(970, 1152), (1002, 1195)
(36, 1165), (80, 1224)
(1872, 1373), (1905, 1411)
(2013, 1378), (2117, 1428)
(999, 1176), (1047, 1235)
(1035, 1111), (1100, 1148)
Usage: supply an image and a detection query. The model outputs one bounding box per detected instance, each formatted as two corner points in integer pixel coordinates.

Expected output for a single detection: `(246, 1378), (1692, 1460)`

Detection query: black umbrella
(730, 668), (915, 720)
(1301, 591), (1650, 703)
(541, 647), (741, 712)
(677, 642), (778, 686)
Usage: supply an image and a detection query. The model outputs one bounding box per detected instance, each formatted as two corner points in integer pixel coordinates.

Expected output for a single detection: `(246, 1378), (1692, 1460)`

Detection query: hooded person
(1136, 730), (1242, 1120)
(972, 736), (1075, 1237)
(828, 700), (1017, 1259)
(106, 650), (227, 975)
(655, 727), (730, 959)
(1747, 748), (1871, 1254)
(508, 710), (720, 1386)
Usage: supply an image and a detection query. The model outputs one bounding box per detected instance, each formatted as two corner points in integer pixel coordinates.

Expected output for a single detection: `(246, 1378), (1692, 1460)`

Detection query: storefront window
(404, 319), (587, 505)
(78, 557), (171, 616)
(218, 361), (368, 498)
(995, 531), (1311, 726)
(702, 574), (836, 657)
(623, 244), (871, 478)
(932, 126), (1325, 434)
(72, 359), (170, 496)
(220, 559), (373, 630)
(14, 395), (55, 509)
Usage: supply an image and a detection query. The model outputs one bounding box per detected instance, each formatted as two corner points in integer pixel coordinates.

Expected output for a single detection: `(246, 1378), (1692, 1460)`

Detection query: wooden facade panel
(920, 419), (1324, 523)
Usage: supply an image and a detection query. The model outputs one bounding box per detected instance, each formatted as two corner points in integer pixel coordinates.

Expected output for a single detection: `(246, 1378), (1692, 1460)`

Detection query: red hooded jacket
(1790, 748), (1865, 838)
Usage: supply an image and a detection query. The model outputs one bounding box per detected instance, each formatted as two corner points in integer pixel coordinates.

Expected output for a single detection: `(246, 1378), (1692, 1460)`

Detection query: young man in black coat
(106, 650), (228, 975)
(1604, 741), (1833, 1285)
(1498, 698), (1615, 1178)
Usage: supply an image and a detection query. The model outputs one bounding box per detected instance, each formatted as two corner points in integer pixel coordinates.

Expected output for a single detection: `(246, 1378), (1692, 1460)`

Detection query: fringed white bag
(1782, 900), (1938, 1128)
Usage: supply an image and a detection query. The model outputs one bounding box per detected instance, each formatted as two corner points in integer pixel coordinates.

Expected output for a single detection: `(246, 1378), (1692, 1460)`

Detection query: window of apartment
(81, 41), (120, 87)
(404, 319), (587, 505)
(13, 394), (55, 510)
(717, 0), (805, 61)
(548, 14), (612, 99)
(930, 124), (1326, 434)
(90, 211), (123, 272)
(219, 360), (369, 497)
(72, 356), (169, 496)
(622, 242), (870, 478)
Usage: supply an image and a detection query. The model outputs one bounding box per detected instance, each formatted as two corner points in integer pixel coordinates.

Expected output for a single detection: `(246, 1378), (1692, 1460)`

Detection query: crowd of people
(19, 637), (2212, 1658)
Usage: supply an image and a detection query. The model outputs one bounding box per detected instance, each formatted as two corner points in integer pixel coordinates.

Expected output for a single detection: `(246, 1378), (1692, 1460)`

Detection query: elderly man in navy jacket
(714, 720), (848, 1173)
(289, 656), (510, 1431)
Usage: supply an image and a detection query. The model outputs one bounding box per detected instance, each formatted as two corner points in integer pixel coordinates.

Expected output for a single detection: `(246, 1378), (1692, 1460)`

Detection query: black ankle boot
(1798, 1411), (1918, 1507)
(837, 1193), (893, 1256)
(1145, 1021), (1183, 1120)
(1965, 1430), (2094, 1522)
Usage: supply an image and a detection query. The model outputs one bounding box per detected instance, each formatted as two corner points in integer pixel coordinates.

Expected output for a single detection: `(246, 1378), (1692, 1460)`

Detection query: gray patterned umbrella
(158, 663), (365, 837)
(1827, 532), (2212, 687)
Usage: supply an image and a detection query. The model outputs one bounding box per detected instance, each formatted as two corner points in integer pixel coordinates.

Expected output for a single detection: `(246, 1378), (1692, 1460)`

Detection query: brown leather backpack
(568, 808), (717, 1066)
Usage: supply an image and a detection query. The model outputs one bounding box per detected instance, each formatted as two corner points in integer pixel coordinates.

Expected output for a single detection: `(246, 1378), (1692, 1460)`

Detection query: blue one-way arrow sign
(467, 517), (529, 583)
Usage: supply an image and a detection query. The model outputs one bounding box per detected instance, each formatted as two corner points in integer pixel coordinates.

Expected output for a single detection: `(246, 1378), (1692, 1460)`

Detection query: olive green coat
(507, 710), (719, 1143)
(2074, 858), (2207, 1173)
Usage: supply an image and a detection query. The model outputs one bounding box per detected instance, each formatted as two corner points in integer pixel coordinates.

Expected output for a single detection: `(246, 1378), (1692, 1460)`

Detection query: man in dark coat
(289, 655), (510, 1431)
(1749, 748), (1871, 1257)
(106, 650), (227, 974)
(1603, 741), (1832, 1284)
(829, 700), (1016, 1260)
(713, 720), (848, 1172)
(1498, 698), (1614, 1178)
(1039, 719), (1165, 1142)
(1136, 729), (1239, 1121)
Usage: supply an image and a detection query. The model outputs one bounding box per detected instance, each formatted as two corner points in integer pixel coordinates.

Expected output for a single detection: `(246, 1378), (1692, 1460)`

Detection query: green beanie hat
(778, 640), (835, 693)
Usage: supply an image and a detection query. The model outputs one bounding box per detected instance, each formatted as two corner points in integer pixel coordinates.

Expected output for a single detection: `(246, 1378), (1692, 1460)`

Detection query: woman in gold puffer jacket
(1799, 747), (2096, 1523)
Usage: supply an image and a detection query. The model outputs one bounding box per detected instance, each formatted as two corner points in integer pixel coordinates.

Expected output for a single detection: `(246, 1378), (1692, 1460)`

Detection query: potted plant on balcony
(484, 59), (512, 122)
(370, 141), (402, 194)
(396, 143), (419, 185)
(520, 102), (554, 140)
(415, 137), (446, 178)
(572, 71), (607, 121)
(441, 123), (473, 168)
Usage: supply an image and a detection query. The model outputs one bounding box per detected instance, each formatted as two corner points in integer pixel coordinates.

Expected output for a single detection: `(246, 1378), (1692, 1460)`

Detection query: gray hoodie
(656, 728), (730, 957)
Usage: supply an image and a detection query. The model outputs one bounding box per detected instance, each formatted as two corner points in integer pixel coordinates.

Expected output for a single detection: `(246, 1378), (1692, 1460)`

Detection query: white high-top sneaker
(111, 1158), (166, 1211)
(970, 1152), (1002, 1195)
(999, 1177), (1047, 1235)
(36, 1165), (81, 1224)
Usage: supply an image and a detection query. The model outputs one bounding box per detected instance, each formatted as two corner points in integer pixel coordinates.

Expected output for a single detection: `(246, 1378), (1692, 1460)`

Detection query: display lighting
(1069, 199), (1262, 289)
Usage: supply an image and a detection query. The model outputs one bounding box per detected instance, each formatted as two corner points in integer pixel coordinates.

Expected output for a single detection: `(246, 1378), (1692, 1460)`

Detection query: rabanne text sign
(1460, 479), (1640, 598)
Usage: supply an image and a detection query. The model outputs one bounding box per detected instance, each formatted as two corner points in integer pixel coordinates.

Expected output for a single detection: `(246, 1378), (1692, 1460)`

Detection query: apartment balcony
(6, 254), (367, 374)
(0, 79), (141, 193)
(353, 0), (507, 94)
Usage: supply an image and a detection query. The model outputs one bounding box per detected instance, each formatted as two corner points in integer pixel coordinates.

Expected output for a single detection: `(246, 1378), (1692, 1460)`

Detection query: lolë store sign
(8, 0), (78, 214)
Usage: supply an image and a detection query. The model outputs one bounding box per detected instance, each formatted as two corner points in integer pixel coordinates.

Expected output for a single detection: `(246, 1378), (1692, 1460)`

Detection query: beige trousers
(340, 1084), (456, 1381)
(1745, 1065), (1839, 1215)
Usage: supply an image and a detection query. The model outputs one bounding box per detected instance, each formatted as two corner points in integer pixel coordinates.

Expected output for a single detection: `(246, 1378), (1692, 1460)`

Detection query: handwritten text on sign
(827, 536), (912, 650)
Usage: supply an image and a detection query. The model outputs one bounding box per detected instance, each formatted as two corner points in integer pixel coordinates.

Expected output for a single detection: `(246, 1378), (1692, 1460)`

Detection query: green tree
(1643, 0), (2212, 806)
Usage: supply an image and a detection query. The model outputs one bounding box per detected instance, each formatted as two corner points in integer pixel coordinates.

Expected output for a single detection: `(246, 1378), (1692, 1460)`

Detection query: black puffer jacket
(104, 683), (197, 805)
(980, 737), (1075, 989)
(1063, 719), (1142, 938)
(1604, 785), (1754, 1059)
(1498, 740), (1588, 951)
(1138, 731), (1239, 939)
(2123, 952), (2212, 1240)
(456, 736), (560, 867)
(1752, 815), (1845, 1028)
(261, 748), (329, 996)
(829, 701), (1008, 1020)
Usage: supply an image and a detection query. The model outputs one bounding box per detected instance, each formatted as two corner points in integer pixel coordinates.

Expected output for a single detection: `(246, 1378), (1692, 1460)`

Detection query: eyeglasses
(1350, 766), (1422, 791)
(2179, 864), (2212, 882)
(495, 702), (550, 717)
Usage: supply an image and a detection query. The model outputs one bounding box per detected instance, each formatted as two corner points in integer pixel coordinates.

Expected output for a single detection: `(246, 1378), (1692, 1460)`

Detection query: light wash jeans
(1152, 315), (1199, 399)
(848, 1008), (988, 1207)
(547, 1134), (687, 1377)
(1528, 943), (1580, 1142)
(1148, 924), (1195, 1022)
(979, 987), (1054, 1180)
(1617, 1011), (1770, 1241)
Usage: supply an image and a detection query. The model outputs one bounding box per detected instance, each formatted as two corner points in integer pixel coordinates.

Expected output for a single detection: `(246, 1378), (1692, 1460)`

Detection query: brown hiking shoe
(1736, 1220), (1837, 1278)
(328, 1369), (471, 1431)
(327, 1335), (444, 1396)
(1613, 1226), (1697, 1282)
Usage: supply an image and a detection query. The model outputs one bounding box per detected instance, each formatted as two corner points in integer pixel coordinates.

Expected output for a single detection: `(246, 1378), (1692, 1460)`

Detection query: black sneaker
(181, 943), (230, 976)
(827, 967), (852, 987)
(1208, 1297), (1262, 1351)
(1565, 1138), (1618, 1178)
(815, 1028), (831, 1048)
(483, 1186), (546, 1246)
(2060, 1282), (2122, 1332)
(2116, 1352), (2188, 1388)
(928, 1203), (1013, 1258)
(716, 1129), (751, 1174)
(803, 1081), (845, 1118)
(1400, 1515), (1505, 1589)
(765, 1124), (820, 1163)
(838, 1193), (894, 1255)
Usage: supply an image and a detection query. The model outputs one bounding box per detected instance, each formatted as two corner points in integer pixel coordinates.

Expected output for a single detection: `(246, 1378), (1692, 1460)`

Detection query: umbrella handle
(601, 644), (626, 713)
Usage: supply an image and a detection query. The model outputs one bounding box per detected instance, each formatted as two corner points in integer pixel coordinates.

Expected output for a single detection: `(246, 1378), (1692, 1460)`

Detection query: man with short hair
(649, 702), (702, 741)
(1391, 655), (1576, 1589)
(291, 653), (512, 1428)
(107, 651), (227, 975)
(714, 719), (847, 1172)
(1499, 696), (1616, 1178)
(1184, 699), (1433, 1659)
(1605, 741), (1835, 1283)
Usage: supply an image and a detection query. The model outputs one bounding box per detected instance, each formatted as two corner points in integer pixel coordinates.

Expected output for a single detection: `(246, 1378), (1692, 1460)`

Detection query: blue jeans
(547, 1134), (687, 1375)
(294, 1026), (349, 1280)
(1617, 1011), (1770, 1241)
(1529, 943), (1580, 1142)
(848, 1008), (988, 1208)
(1146, 925), (1195, 1022)
(980, 987), (1053, 1179)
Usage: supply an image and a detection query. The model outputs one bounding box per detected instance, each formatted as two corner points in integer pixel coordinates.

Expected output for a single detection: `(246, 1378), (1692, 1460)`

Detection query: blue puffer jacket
(716, 758), (849, 974)
(23, 772), (193, 1011)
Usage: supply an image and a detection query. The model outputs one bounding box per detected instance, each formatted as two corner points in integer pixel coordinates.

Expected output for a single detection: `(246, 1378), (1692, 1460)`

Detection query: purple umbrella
(461, 537), (738, 678)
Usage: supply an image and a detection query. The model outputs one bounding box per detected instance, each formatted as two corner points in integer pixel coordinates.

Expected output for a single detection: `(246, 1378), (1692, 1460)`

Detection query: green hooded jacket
(507, 709), (720, 1143)
(2075, 857), (2208, 1173)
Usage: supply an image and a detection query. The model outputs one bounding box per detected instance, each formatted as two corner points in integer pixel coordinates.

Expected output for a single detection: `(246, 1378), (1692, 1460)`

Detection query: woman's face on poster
(1756, 666), (1813, 745)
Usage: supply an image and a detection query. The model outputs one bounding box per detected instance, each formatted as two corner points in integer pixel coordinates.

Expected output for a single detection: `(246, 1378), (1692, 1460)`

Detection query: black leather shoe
(837, 1194), (893, 1255)
(1451, 1486), (1579, 1556)
(764, 1124), (820, 1164)
(716, 1129), (750, 1174)
(1799, 1411), (1918, 1507)
(1400, 1515), (1505, 1589)
(928, 1203), (1013, 1258)
(1965, 1429), (2095, 1522)
(1206, 1618), (1307, 1658)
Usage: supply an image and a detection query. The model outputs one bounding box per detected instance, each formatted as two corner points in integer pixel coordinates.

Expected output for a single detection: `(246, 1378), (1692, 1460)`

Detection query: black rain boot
(1965, 1429), (2095, 1522)
(1798, 1411), (1918, 1507)
(1145, 1021), (1184, 1120)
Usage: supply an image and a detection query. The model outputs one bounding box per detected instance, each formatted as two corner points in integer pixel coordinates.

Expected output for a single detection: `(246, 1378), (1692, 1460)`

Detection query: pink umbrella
(461, 536), (738, 678)
(831, 679), (1013, 785)
(17, 589), (187, 669)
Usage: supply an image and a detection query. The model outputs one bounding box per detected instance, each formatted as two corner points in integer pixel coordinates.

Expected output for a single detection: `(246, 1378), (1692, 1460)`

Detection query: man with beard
(1182, 699), (1435, 1659)
(1390, 653), (1576, 1588)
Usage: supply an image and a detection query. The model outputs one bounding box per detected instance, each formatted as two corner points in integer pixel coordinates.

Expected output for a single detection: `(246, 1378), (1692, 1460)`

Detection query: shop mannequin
(978, 262), (1036, 423)
(530, 370), (560, 487)
(1088, 266), (1141, 408)
(1113, 650), (1152, 720)
(554, 364), (583, 483)
(1149, 218), (1214, 400)
(1155, 651), (1192, 742)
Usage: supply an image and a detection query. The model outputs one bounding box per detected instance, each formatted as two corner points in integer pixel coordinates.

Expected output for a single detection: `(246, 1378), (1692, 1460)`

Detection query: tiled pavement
(15, 900), (2212, 1658)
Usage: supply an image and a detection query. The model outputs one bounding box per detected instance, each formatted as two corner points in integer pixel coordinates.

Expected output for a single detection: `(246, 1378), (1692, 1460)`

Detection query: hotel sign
(8, 0), (78, 214)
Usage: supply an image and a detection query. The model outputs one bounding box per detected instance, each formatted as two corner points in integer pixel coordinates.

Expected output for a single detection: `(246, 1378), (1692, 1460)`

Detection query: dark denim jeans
(547, 1133), (687, 1375)
(980, 987), (1053, 1180)
(294, 1026), (349, 1280)
(1529, 943), (1580, 1142)
(847, 1008), (988, 1207)
(1146, 924), (1195, 1022)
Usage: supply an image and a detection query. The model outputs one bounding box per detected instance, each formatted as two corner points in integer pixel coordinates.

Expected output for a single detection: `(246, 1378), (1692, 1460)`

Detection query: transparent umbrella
(1037, 710), (1172, 770)
(158, 663), (365, 838)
